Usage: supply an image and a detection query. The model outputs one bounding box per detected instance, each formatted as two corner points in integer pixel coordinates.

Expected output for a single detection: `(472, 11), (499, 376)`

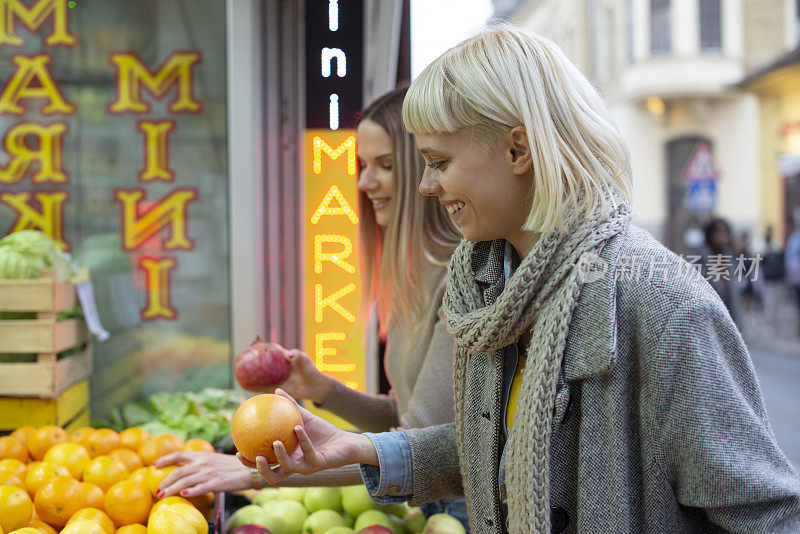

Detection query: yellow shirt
(505, 351), (527, 431)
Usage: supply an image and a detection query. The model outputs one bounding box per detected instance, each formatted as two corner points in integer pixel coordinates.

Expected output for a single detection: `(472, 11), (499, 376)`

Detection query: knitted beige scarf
(443, 195), (631, 532)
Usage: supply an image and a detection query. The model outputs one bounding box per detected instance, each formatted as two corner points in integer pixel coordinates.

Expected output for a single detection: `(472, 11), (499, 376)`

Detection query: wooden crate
(0, 380), (89, 431)
(0, 270), (92, 397)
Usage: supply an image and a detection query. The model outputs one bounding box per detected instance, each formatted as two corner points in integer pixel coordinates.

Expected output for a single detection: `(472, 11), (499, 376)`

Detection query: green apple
(353, 510), (393, 532)
(277, 487), (307, 502)
(340, 485), (378, 518)
(422, 513), (466, 534)
(266, 499), (309, 534)
(304, 486), (342, 513)
(325, 527), (355, 534)
(381, 502), (411, 518)
(302, 509), (346, 534)
(226, 504), (269, 533)
(253, 488), (281, 506)
(342, 513), (354, 528)
(261, 513), (290, 534)
(388, 514), (405, 534)
(404, 508), (426, 533)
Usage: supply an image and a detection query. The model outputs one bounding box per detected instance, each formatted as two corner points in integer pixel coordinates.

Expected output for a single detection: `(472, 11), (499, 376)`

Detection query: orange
(145, 508), (195, 534)
(0, 485), (34, 532)
(87, 429), (121, 458)
(0, 459), (27, 479)
(5, 528), (40, 534)
(127, 467), (149, 487)
(42, 442), (90, 479)
(0, 436), (28, 463)
(83, 456), (129, 492)
(23, 462), (70, 498)
(116, 525), (148, 534)
(231, 394), (303, 463)
(82, 481), (105, 510)
(137, 435), (183, 466)
(65, 507), (115, 534)
(118, 428), (151, 452)
(104, 479), (152, 527)
(27, 519), (58, 534)
(144, 465), (176, 498)
(33, 476), (87, 527)
(0, 469), (24, 488)
(181, 439), (214, 453)
(69, 427), (95, 449)
(109, 448), (143, 473)
(9, 426), (35, 447)
(60, 519), (108, 534)
(27, 426), (68, 461)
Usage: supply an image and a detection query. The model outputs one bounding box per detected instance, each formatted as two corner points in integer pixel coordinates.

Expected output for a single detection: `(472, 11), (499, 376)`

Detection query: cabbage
(0, 230), (71, 280)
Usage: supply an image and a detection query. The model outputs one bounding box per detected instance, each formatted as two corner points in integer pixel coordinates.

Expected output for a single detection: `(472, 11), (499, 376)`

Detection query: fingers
(294, 426), (319, 461)
(256, 456), (287, 486)
(236, 452), (256, 469)
(153, 451), (195, 468)
(159, 470), (208, 498)
(275, 388), (301, 408)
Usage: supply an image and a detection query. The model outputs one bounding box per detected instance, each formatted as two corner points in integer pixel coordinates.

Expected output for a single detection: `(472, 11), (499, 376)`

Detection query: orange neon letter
(1, 191), (68, 249)
(139, 256), (177, 320)
(315, 332), (356, 372)
(310, 185), (359, 225)
(109, 52), (202, 114)
(314, 283), (356, 323)
(0, 55), (75, 115)
(116, 188), (197, 251)
(314, 234), (355, 274)
(312, 136), (356, 175)
(0, 122), (67, 184)
(138, 120), (175, 182)
(0, 0), (76, 46)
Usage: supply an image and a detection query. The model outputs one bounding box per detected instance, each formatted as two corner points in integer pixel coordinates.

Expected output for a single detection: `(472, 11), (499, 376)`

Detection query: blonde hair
(358, 88), (461, 330)
(403, 26), (632, 235)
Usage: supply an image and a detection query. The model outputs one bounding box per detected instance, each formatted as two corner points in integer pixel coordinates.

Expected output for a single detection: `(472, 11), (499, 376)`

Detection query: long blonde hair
(403, 26), (632, 235)
(358, 88), (461, 330)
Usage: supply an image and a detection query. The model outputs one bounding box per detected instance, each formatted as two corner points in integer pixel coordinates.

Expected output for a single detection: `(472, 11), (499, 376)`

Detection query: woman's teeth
(445, 202), (465, 214)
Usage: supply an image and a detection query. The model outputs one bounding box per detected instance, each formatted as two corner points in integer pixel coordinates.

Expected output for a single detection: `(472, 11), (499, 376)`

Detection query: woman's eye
(427, 160), (447, 169)
(380, 163), (393, 171)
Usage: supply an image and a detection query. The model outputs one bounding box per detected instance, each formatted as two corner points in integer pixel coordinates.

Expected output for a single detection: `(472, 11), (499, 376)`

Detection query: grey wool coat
(401, 224), (800, 533)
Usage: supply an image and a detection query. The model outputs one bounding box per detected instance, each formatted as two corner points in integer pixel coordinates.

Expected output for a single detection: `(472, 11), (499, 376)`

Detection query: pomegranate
(234, 336), (291, 391)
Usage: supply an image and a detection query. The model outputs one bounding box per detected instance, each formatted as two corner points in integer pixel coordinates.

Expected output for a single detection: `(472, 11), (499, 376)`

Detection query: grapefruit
(231, 394), (303, 464)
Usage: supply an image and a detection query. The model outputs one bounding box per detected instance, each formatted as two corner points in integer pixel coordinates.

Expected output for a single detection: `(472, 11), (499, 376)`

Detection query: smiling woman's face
(356, 119), (395, 229)
(416, 129), (533, 251)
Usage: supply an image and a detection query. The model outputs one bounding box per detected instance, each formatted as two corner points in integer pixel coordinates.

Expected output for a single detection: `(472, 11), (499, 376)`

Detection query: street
(748, 339), (800, 472)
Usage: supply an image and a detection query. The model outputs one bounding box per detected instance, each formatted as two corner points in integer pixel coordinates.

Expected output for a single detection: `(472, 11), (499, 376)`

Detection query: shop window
(0, 1), (230, 413)
(699, 0), (722, 52)
(651, 0), (671, 55)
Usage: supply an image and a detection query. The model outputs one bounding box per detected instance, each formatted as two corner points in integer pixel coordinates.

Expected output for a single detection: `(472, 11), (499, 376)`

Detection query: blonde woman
(157, 88), (468, 526)
(251, 27), (800, 533)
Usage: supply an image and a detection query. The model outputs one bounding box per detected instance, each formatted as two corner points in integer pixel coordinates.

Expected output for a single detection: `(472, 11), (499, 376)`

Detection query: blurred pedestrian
(702, 217), (743, 327)
(735, 230), (763, 313)
(786, 209), (800, 337)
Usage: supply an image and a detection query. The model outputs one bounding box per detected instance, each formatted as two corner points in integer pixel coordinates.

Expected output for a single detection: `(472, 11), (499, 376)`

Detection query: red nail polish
(181, 490), (188, 496)
(157, 490), (164, 498)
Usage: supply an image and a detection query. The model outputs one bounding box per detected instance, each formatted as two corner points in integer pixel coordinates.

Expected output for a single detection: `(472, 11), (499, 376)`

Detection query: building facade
(504, 0), (799, 249)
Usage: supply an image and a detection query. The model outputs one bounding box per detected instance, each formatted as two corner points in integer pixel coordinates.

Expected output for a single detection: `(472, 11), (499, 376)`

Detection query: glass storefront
(0, 0), (230, 417)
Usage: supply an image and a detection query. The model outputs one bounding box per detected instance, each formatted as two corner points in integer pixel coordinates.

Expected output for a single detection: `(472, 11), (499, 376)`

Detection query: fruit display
(234, 337), (291, 392)
(225, 485), (466, 534)
(94, 388), (244, 448)
(0, 424), (216, 532)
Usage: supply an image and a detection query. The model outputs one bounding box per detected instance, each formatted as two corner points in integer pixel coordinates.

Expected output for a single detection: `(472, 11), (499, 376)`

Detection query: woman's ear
(506, 126), (533, 176)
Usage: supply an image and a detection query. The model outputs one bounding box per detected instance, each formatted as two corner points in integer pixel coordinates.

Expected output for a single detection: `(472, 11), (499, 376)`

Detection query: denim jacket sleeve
(358, 431), (412, 504)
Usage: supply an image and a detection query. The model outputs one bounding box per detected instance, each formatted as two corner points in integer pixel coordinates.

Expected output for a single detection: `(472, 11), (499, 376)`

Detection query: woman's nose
(418, 172), (442, 196)
(357, 169), (378, 192)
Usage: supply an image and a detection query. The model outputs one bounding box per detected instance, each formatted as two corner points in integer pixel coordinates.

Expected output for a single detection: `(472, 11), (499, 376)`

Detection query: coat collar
(468, 224), (629, 381)
(562, 222), (629, 381)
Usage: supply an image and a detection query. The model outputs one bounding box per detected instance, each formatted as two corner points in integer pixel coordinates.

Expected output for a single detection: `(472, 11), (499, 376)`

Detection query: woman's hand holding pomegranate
(273, 349), (336, 405)
(237, 390), (378, 485)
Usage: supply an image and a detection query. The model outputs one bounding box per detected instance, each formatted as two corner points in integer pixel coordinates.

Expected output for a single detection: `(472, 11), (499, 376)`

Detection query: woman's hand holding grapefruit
(236, 389), (378, 485)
